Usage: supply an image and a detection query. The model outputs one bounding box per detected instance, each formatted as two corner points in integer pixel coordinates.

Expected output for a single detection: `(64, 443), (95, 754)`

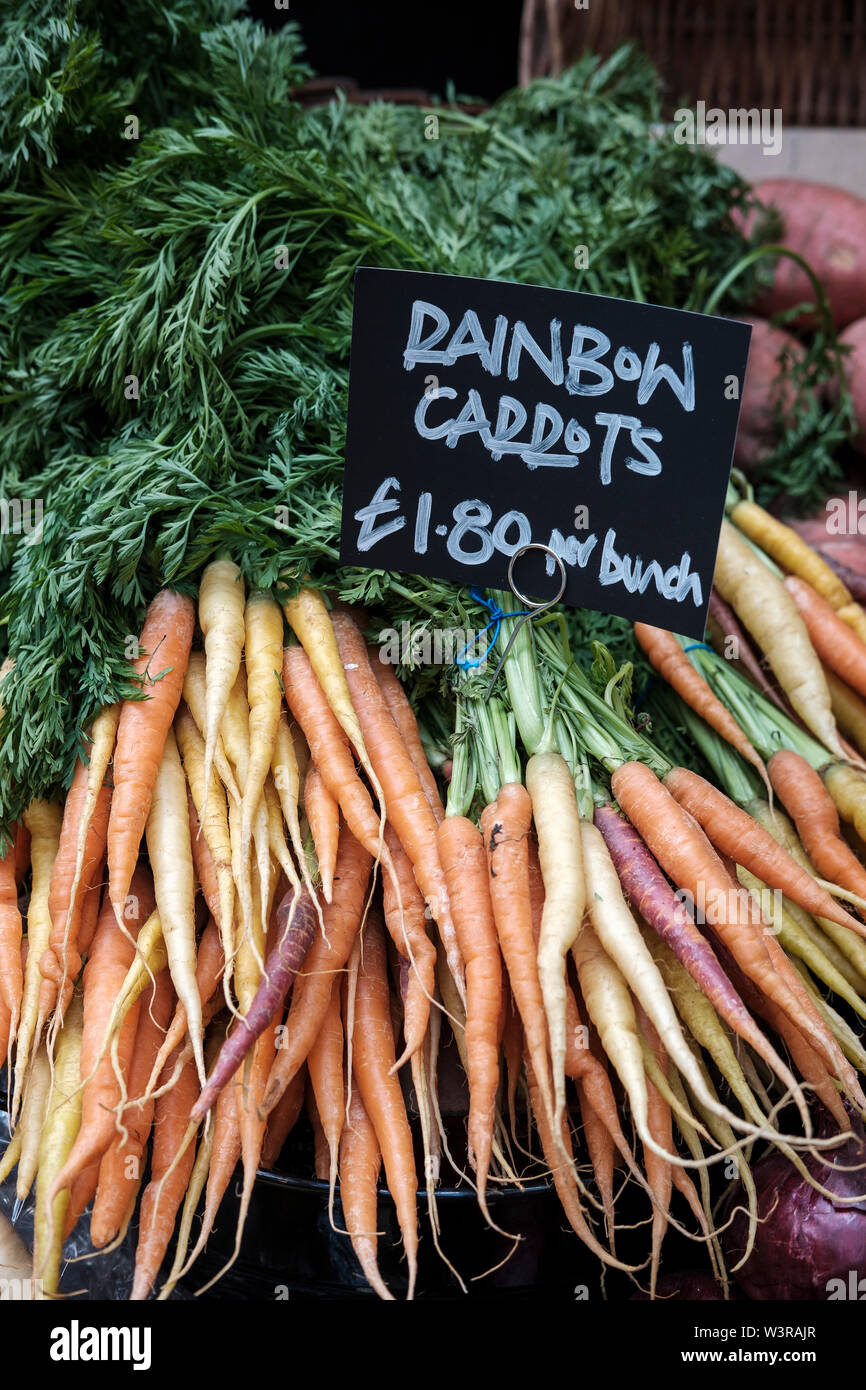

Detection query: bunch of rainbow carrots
(3, 478), (866, 1300)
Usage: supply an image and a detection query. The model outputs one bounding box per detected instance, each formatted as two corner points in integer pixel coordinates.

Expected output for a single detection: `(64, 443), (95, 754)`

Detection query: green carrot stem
(689, 645), (829, 769)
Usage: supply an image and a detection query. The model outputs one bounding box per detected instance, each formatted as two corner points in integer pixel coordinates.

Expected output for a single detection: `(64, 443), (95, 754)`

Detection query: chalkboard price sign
(340, 268), (751, 639)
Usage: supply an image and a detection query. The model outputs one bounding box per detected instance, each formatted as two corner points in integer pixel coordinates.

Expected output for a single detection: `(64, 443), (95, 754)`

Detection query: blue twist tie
(455, 587), (534, 670)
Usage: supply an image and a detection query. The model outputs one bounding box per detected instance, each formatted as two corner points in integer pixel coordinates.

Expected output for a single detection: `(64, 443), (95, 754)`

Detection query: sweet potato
(787, 523), (866, 577)
(840, 316), (866, 456)
(734, 317), (805, 472)
(739, 179), (866, 330)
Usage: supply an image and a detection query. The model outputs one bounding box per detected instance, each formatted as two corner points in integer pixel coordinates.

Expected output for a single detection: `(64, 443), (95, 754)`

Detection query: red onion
(724, 1109), (866, 1300)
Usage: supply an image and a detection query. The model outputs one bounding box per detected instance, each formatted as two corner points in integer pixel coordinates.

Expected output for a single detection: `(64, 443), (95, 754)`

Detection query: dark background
(248, 0), (524, 100)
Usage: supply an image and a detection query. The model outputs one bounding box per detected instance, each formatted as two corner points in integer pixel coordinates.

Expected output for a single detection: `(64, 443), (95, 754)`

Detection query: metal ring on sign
(507, 543), (567, 611)
(484, 543), (567, 697)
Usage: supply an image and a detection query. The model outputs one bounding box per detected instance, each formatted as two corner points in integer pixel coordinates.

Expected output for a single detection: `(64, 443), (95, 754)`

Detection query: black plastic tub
(189, 1098), (720, 1301)
(193, 1168), (588, 1301)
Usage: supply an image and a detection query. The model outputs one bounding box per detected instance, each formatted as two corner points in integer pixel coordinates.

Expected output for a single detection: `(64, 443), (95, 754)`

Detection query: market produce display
(3, 2), (866, 1304)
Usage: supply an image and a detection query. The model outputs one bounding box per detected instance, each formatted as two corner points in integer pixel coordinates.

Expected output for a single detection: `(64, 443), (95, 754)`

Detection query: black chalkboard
(340, 268), (751, 639)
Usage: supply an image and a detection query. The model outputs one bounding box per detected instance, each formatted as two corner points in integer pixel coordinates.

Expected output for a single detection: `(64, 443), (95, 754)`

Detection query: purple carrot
(708, 590), (796, 720)
(595, 802), (746, 1013)
(190, 889), (317, 1123)
(593, 802), (798, 1093)
(815, 548), (866, 605)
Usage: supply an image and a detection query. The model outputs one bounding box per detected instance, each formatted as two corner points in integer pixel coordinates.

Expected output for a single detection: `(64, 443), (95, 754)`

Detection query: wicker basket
(293, 77), (487, 115)
(519, 0), (866, 127)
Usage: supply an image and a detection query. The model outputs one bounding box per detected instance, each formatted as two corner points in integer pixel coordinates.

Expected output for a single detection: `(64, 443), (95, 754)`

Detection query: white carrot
(13, 800), (62, 1120)
(175, 703), (236, 1002)
(241, 592), (284, 857)
(526, 750), (585, 1133)
(16, 1044), (53, 1200)
(271, 711), (319, 915)
(198, 558), (246, 802)
(579, 820), (764, 1141)
(183, 651), (241, 807)
(714, 521), (843, 755)
(145, 730), (206, 1086)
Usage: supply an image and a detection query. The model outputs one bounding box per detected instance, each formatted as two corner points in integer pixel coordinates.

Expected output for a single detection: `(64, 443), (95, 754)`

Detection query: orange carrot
(232, 1029), (276, 1261)
(564, 984), (638, 1176)
(769, 748), (866, 902)
(41, 753), (112, 1020)
(723, 949), (850, 1132)
(382, 824), (436, 1069)
(260, 827), (372, 1116)
(634, 622), (770, 791)
(0, 990), (11, 1070)
(524, 1050), (632, 1269)
(437, 813), (501, 1218)
(339, 1080), (394, 1299)
(146, 917), (224, 1095)
(784, 575), (866, 698)
(90, 968), (175, 1250)
(282, 588), (384, 816)
(130, 1049), (199, 1299)
(527, 834), (544, 934)
(663, 765), (866, 937)
(0, 836), (22, 1039)
(637, 1005), (672, 1298)
(307, 981), (344, 1212)
(282, 646), (391, 871)
(108, 590), (195, 921)
(49, 865), (156, 1205)
(62, 1158), (101, 1241)
(610, 762), (841, 1105)
(482, 785), (555, 1134)
(351, 912), (418, 1299)
(331, 612), (464, 998)
(304, 763), (339, 904)
(758, 919), (864, 1105)
(501, 989), (523, 1140)
(171, 1065), (244, 1287)
(768, 1010), (849, 1131)
(575, 1076), (616, 1245)
(371, 646), (444, 823)
(261, 1063), (306, 1169)
(307, 1081), (330, 1180)
(76, 874), (104, 959)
